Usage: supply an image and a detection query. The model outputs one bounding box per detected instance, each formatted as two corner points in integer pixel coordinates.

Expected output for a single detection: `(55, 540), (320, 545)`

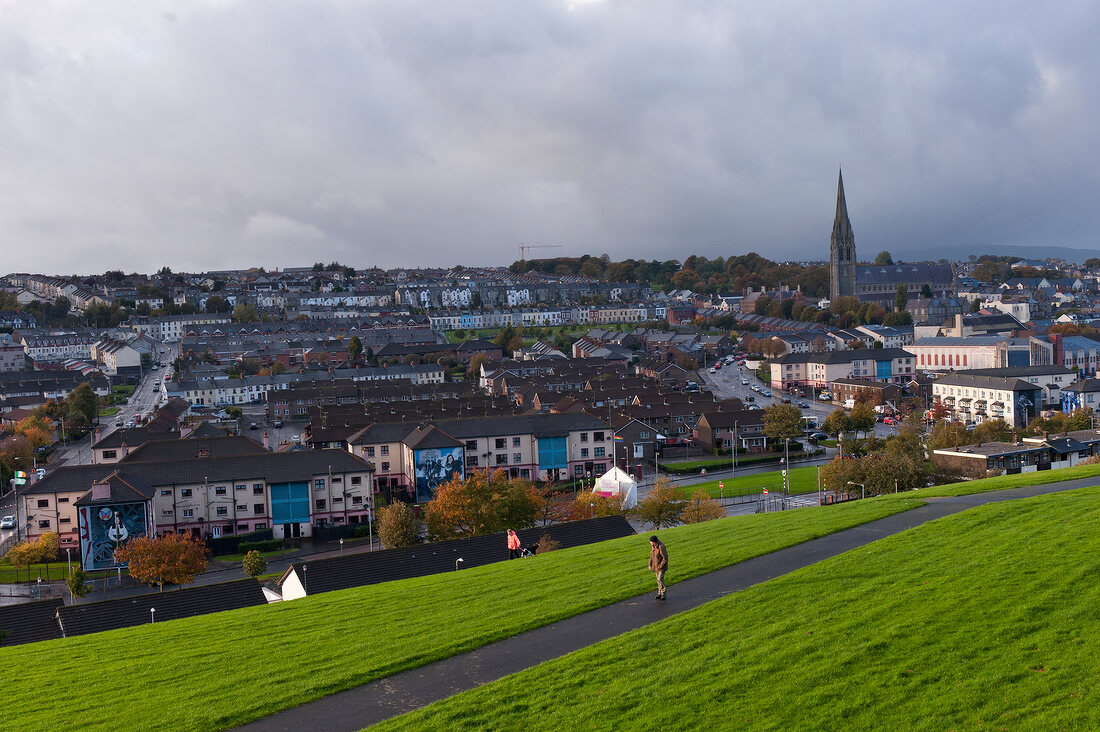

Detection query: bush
(241, 550), (268, 578)
(238, 539), (283, 553)
(534, 533), (560, 555)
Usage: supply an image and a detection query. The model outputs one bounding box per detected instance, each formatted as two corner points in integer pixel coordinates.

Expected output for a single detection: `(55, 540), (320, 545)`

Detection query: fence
(206, 528), (274, 556)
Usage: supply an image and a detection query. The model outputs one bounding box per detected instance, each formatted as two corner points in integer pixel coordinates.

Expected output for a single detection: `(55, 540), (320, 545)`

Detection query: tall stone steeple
(829, 168), (857, 301)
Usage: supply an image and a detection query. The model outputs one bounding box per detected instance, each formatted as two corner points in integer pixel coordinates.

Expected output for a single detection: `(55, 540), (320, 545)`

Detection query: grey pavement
(236, 474), (1100, 732)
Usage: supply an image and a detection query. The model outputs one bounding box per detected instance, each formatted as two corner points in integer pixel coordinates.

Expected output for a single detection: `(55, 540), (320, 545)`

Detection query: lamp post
(302, 564), (307, 594)
(339, 538), (344, 555)
(847, 480), (865, 501)
(731, 421), (738, 476)
(150, 607), (156, 624)
(455, 557), (464, 571)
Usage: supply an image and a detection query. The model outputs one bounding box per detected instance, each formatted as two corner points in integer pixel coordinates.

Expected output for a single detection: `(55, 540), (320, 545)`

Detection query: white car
(0, 515), (15, 530)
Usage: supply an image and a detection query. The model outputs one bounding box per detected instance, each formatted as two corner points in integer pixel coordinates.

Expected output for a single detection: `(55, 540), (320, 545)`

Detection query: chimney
(91, 480), (110, 501)
(954, 313), (963, 333)
(263, 431), (270, 450)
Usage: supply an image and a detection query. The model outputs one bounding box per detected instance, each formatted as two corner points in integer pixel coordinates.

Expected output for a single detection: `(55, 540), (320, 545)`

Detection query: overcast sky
(2, 1), (1098, 274)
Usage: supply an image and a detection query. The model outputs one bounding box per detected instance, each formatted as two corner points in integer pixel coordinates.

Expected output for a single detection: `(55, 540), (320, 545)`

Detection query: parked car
(249, 422), (258, 430)
(740, 379), (749, 385)
(797, 401), (810, 408)
(272, 420), (284, 428)
(781, 398), (792, 404)
(809, 432), (829, 441)
(744, 395), (755, 402)
(883, 417), (898, 425)
(0, 515), (15, 530)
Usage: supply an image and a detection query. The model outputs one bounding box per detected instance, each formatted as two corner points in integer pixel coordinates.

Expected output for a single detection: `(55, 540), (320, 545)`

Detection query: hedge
(238, 539), (284, 553)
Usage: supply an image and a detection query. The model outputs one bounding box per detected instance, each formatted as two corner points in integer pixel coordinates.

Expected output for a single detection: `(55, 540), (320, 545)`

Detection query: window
(237, 523), (249, 531)
(253, 484), (264, 495)
(236, 484), (246, 492)
(352, 495), (363, 505)
(380, 445), (389, 456)
(216, 506), (228, 516)
(60, 517), (71, 524)
(215, 486), (227, 495)
(513, 452), (522, 463)
(254, 522), (267, 530)
(38, 520), (50, 529)
(467, 455), (479, 466)
(316, 499), (326, 510)
(37, 499), (49, 508)
(580, 448), (589, 458)
(495, 438), (506, 449)
(237, 504), (248, 512)
(639, 430), (650, 439)
(160, 489), (172, 496)
(365, 446), (375, 457)
(594, 432), (604, 442)
(381, 461), (390, 471)
(162, 509), (173, 516)
(58, 497), (69, 503)
(512, 437), (521, 447)
(594, 447), (606, 457)
(466, 440), (477, 451)
(331, 476), (343, 484)
(102, 450), (117, 459)
(254, 504), (264, 514)
(496, 454), (508, 465)
(314, 479), (326, 491)
(183, 509), (194, 518)
(580, 433), (588, 442)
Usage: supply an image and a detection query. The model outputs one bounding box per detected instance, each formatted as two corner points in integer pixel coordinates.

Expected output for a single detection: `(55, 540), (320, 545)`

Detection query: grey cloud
(1, 0), (1098, 275)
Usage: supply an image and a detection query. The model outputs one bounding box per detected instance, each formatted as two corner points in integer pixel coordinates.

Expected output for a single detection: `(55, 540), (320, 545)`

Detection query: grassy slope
(0, 500), (915, 732)
(900, 462), (1100, 499)
(377, 485), (1100, 731)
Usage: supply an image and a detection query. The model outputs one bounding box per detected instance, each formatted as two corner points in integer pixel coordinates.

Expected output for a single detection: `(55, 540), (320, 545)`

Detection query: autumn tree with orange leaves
(114, 532), (208, 591)
(423, 468), (542, 541)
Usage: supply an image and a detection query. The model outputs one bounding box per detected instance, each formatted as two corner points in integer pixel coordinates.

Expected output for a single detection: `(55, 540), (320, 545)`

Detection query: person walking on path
(507, 529), (522, 559)
(648, 535), (668, 600)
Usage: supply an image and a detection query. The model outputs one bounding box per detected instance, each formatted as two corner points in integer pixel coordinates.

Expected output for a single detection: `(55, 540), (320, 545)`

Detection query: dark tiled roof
(186, 421), (229, 438)
(57, 579), (267, 638)
(773, 348), (913, 365)
(122, 435), (267, 463)
(0, 598), (64, 647)
(74, 472), (153, 505)
(94, 426), (176, 450)
(24, 449), (372, 496)
(279, 515), (636, 596)
(432, 412), (609, 439)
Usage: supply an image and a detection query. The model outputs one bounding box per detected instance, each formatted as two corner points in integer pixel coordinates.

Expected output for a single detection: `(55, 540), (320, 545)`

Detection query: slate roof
(0, 598), (64, 647)
(773, 348), (913, 365)
(121, 435), (268, 463)
(23, 449), (372, 496)
(57, 579), (267, 638)
(74, 472), (153, 505)
(856, 263), (954, 285)
(934, 373), (1036, 391)
(278, 515), (636, 596)
(94, 426), (176, 450)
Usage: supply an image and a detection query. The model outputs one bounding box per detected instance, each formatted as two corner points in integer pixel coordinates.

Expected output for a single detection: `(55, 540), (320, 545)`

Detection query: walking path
(237, 474), (1100, 731)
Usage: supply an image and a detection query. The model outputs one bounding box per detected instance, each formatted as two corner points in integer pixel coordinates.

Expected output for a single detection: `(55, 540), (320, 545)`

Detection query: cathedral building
(828, 170), (955, 309)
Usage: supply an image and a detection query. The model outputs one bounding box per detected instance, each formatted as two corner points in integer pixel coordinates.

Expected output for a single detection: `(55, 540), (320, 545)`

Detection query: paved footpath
(238, 476), (1100, 732)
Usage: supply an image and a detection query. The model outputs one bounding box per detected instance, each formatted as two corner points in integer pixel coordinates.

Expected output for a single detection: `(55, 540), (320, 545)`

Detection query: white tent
(594, 466), (638, 509)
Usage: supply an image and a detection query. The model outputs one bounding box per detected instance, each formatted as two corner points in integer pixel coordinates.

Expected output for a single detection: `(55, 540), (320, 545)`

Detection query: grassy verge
(375, 485), (1100, 731)
(897, 462), (1100, 499)
(0, 500), (917, 731)
(0, 561), (73, 583)
(662, 450), (820, 474)
(685, 465), (821, 497)
(97, 406), (120, 416)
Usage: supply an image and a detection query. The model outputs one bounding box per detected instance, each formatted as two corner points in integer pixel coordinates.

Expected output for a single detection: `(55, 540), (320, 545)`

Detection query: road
(700, 361), (895, 439)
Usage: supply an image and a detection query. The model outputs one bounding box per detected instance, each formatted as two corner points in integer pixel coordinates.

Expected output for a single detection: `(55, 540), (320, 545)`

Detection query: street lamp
(150, 607), (156, 624)
(456, 557), (464, 571)
(847, 480), (865, 500)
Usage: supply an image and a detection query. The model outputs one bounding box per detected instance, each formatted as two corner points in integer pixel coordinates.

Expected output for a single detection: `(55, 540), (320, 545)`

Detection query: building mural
(78, 502), (149, 571)
(414, 446), (464, 502)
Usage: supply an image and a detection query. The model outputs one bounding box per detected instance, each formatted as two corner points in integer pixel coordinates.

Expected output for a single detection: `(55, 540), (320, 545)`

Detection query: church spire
(836, 168), (848, 222)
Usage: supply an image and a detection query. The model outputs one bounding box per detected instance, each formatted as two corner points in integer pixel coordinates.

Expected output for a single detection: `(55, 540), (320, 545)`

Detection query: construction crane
(518, 243), (562, 261)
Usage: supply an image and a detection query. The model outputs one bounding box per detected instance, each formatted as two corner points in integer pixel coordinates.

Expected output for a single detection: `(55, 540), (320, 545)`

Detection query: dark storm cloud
(1, 1), (1097, 274)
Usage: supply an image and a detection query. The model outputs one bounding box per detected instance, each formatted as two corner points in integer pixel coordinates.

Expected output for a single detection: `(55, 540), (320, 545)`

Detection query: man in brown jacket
(648, 535), (668, 600)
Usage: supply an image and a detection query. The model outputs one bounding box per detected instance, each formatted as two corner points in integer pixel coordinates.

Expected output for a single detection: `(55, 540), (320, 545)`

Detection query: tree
(895, 284), (908, 312)
(423, 469), (540, 541)
(242, 550), (268, 578)
(68, 382), (99, 427)
(822, 408), (851, 437)
(874, 251), (894, 265)
(635, 477), (684, 529)
(113, 532), (209, 591)
(377, 502), (422, 548)
(928, 398), (950, 423)
(15, 415), (53, 449)
(920, 284), (933, 299)
(763, 404), (804, 442)
(467, 353), (489, 381)
(348, 335), (363, 363)
(6, 532), (59, 583)
(849, 403), (876, 437)
(681, 490), (725, 524)
(67, 567), (92, 600)
(232, 303), (260, 322)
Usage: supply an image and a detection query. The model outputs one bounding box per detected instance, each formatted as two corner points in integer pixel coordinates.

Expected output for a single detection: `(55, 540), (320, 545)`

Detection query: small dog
(520, 543), (539, 558)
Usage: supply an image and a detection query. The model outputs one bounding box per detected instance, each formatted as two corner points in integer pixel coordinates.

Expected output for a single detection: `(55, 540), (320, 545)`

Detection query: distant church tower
(829, 169), (857, 301)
